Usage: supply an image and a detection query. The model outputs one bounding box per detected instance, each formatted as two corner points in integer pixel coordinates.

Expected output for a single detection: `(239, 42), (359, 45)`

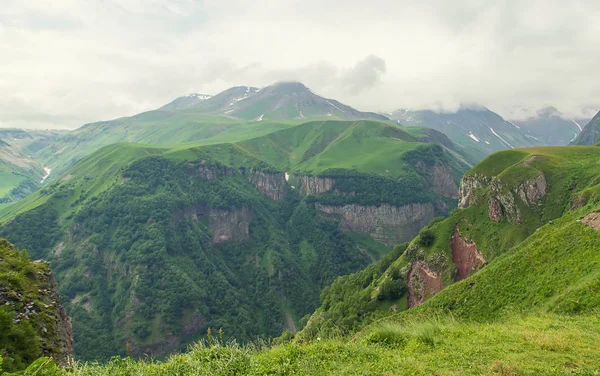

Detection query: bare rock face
(581, 212), (600, 231)
(489, 173), (548, 224)
(450, 225), (487, 280)
(458, 174), (491, 209)
(432, 164), (459, 199)
(34, 264), (74, 367)
(295, 175), (335, 196)
(488, 196), (503, 222)
(209, 207), (251, 244)
(247, 170), (287, 201)
(184, 205), (252, 244)
(407, 261), (445, 308)
(516, 173), (547, 207)
(315, 203), (436, 246)
(194, 163), (234, 180)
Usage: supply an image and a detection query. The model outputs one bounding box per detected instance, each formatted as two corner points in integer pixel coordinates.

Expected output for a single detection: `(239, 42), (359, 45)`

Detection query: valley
(2, 82), (600, 374)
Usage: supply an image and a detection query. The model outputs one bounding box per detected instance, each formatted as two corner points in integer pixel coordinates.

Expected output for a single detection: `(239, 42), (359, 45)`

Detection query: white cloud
(0, 0), (599, 129)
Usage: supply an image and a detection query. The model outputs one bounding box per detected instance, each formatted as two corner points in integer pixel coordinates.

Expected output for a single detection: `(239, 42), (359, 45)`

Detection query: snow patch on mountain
(490, 128), (514, 149)
(468, 132), (480, 142)
(327, 100), (346, 113)
(573, 120), (583, 131)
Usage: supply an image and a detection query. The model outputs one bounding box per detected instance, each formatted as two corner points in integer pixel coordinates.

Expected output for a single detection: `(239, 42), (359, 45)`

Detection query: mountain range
(1, 81), (600, 373)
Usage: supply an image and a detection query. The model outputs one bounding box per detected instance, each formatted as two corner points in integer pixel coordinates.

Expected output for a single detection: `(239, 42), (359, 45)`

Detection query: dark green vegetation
(0, 239), (72, 373)
(513, 107), (588, 146)
(572, 110), (600, 145)
(389, 106), (543, 161)
(0, 117), (468, 362)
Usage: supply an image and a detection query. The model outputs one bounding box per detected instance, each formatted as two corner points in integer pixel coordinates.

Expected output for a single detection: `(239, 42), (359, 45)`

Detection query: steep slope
(0, 129), (65, 206)
(0, 139), (45, 205)
(571, 110), (600, 145)
(512, 107), (589, 145)
(389, 106), (542, 161)
(298, 145), (600, 340)
(0, 238), (73, 372)
(0, 120), (468, 361)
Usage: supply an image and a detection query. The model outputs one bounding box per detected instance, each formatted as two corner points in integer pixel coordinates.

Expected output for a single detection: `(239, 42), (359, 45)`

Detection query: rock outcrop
(246, 170), (287, 201)
(458, 171), (548, 224)
(432, 164), (459, 199)
(450, 225), (487, 280)
(184, 205), (252, 244)
(315, 203), (435, 246)
(0, 239), (74, 369)
(581, 212), (600, 231)
(407, 261), (444, 308)
(489, 173), (547, 224)
(295, 175), (335, 196)
(209, 206), (252, 243)
(458, 174), (491, 209)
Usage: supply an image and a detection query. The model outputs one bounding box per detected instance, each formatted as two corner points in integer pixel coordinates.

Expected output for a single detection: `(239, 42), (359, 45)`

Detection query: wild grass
(16, 314), (600, 375)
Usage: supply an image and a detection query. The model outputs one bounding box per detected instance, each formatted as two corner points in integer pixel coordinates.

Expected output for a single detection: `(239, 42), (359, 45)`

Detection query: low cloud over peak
(1, 0), (599, 129)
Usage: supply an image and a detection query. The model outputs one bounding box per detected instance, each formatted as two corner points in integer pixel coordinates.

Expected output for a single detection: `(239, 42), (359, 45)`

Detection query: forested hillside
(0, 119), (469, 361)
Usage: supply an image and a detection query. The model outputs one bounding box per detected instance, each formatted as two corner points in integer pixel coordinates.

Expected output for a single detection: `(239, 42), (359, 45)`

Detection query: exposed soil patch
(450, 225), (487, 281)
(407, 261), (444, 308)
(581, 212), (600, 231)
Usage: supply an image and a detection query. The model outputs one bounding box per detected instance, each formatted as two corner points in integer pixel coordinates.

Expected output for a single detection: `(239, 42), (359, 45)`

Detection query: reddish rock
(450, 225), (487, 281)
(407, 261), (445, 308)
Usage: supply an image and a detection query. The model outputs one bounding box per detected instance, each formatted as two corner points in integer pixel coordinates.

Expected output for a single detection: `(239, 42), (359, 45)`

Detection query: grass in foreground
(17, 314), (600, 375)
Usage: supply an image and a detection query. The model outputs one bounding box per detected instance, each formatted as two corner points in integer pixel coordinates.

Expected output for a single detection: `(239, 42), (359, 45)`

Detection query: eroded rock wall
(407, 261), (444, 308)
(315, 203), (436, 246)
(450, 225), (487, 280)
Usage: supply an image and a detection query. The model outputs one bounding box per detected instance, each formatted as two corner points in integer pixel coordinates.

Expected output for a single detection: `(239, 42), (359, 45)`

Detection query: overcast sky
(1, 0), (599, 129)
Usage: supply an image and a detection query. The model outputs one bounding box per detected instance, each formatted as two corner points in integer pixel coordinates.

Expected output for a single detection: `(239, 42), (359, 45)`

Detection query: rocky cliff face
(458, 174), (491, 209)
(0, 239), (74, 369)
(450, 225), (487, 280)
(432, 164), (459, 199)
(185, 205), (252, 244)
(458, 171), (548, 224)
(294, 175), (335, 196)
(407, 261), (444, 308)
(488, 173), (547, 223)
(247, 169), (287, 201)
(315, 203), (436, 246)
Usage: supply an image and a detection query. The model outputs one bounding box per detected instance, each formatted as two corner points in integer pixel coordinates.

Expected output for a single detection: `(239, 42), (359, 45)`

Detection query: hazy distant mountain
(159, 93), (213, 110)
(571, 110), (600, 145)
(388, 106), (542, 161)
(512, 107), (590, 146)
(178, 82), (389, 121)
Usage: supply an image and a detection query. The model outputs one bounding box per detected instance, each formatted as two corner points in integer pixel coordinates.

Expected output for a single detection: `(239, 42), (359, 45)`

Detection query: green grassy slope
(296, 145), (600, 340)
(23, 313), (600, 375)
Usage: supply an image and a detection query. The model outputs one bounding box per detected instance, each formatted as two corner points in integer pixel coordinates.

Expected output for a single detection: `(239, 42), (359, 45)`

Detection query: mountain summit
(166, 82), (388, 121)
